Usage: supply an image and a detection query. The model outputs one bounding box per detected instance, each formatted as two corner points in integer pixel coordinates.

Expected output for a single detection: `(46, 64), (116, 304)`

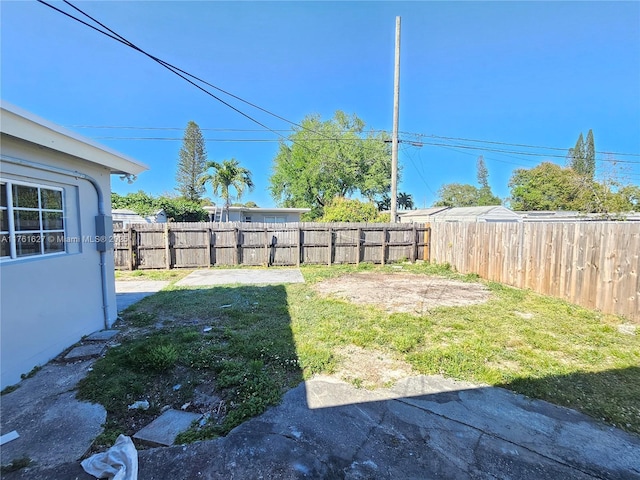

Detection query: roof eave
(0, 101), (148, 175)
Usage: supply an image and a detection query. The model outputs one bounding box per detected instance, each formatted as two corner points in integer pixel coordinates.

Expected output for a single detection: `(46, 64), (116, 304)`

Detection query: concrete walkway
(4, 374), (639, 479)
(116, 280), (170, 312)
(175, 268), (305, 287)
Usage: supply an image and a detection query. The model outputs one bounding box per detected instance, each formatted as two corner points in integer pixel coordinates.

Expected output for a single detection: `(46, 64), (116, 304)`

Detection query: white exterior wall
(240, 212), (303, 223)
(1, 136), (117, 388)
(212, 209), (305, 223)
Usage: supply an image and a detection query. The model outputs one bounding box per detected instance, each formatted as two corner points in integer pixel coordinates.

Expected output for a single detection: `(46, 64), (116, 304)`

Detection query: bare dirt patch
(312, 273), (490, 315)
(332, 345), (415, 389)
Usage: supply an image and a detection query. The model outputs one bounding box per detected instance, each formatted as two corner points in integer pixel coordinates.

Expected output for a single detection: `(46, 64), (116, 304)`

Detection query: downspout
(2, 155), (114, 329)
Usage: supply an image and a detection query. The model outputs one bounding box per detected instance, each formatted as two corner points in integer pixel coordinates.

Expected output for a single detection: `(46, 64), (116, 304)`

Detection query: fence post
(356, 227), (361, 266)
(411, 224), (417, 263)
(264, 227), (269, 267)
(327, 227), (332, 266)
(296, 226), (301, 267)
(163, 223), (171, 269)
(128, 227), (136, 270)
(206, 227), (212, 267)
(234, 227), (240, 266)
(381, 227), (387, 265)
(424, 225), (431, 262)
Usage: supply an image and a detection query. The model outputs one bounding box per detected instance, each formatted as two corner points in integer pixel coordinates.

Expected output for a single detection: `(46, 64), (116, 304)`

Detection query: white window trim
(1, 178), (67, 261)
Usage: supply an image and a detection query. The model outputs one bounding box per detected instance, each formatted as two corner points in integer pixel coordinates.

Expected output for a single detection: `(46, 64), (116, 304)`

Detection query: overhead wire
(69, 123), (640, 165)
(403, 132), (640, 158)
(38, 1), (640, 188)
(38, 0), (391, 164)
(44, 0), (289, 143)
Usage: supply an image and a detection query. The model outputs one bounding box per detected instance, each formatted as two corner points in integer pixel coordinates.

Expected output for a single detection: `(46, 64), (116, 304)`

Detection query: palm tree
(201, 159), (254, 221)
(398, 192), (414, 210)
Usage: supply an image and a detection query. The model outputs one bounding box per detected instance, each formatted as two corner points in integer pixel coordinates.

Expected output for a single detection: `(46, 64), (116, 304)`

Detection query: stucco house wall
(0, 103), (146, 388)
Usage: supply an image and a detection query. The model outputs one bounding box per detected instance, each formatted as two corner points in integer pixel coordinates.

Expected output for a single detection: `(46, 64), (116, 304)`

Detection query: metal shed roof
(431, 206), (521, 222)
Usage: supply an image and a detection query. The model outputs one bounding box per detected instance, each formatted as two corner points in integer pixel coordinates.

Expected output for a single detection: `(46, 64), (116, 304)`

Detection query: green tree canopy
(397, 192), (414, 210)
(508, 163), (581, 211)
(269, 111), (392, 218)
(320, 197), (388, 223)
(377, 191), (414, 211)
(201, 158), (254, 221)
(176, 121), (207, 202)
(112, 191), (207, 222)
(434, 183), (486, 207)
(509, 160), (638, 215)
(434, 157), (501, 207)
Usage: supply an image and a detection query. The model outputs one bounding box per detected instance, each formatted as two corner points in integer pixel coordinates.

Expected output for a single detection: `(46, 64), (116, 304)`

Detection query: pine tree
(585, 129), (595, 179)
(176, 121), (207, 202)
(476, 156), (501, 206)
(568, 133), (586, 176)
(476, 156), (489, 189)
(568, 131), (596, 179)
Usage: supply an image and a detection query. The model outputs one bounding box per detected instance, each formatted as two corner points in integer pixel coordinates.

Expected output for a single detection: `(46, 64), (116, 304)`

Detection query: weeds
(1, 384), (20, 396)
(1, 457), (31, 474)
(82, 264), (639, 452)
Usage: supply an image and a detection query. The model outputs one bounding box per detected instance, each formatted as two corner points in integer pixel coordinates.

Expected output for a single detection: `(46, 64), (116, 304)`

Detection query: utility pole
(390, 16), (401, 223)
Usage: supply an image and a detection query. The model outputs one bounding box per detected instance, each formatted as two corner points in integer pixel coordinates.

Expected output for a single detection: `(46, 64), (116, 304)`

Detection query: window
(244, 216), (252, 222)
(0, 180), (65, 260)
(264, 216), (286, 223)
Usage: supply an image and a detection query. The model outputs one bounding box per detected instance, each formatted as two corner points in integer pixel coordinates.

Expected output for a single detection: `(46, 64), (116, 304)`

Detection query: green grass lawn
(80, 263), (639, 448)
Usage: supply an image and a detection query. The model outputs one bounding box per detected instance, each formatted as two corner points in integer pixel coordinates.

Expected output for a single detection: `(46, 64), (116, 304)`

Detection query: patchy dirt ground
(332, 345), (415, 389)
(312, 273), (490, 315)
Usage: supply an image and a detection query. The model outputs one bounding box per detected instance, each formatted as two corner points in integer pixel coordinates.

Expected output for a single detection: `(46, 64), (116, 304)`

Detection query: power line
(404, 132), (640, 158)
(87, 131), (640, 166)
(38, 1), (639, 180)
(59, 0), (306, 132)
(404, 140), (640, 165)
(38, 0), (292, 143)
(69, 123), (640, 162)
(91, 136), (388, 143)
(44, 0), (393, 160)
(401, 144), (439, 198)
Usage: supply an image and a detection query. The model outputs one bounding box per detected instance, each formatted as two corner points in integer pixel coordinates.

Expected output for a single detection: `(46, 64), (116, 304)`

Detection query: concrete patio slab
(4, 371), (639, 479)
(84, 329), (120, 341)
(133, 410), (201, 447)
(63, 343), (105, 360)
(0, 361), (105, 470)
(175, 268), (305, 287)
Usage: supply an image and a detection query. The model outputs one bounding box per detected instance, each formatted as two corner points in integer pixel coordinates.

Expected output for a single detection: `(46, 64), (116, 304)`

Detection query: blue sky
(2, 1), (639, 208)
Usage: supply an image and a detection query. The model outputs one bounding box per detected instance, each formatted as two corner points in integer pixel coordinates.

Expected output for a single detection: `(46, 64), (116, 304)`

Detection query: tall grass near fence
(430, 221), (640, 321)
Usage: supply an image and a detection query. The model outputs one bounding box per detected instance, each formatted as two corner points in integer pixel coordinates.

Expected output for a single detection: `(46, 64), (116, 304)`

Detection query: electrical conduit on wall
(1, 154), (114, 329)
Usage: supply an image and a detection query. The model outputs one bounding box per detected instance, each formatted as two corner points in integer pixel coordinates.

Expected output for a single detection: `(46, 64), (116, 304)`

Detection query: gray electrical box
(95, 215), (114, 252)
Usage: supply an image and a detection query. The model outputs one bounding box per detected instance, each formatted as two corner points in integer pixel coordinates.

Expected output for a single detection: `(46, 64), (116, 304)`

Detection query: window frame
(0, 179), (67, 261)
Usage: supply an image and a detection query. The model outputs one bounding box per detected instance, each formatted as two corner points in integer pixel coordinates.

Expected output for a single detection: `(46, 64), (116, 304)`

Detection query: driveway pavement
(116, 280), (171, 312)
(175, 268), (305, 287)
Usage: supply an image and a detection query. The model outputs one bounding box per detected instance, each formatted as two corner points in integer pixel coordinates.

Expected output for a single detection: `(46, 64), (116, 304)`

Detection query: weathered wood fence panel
(114, 222), (431, 271)
(430, 222), (640, 321)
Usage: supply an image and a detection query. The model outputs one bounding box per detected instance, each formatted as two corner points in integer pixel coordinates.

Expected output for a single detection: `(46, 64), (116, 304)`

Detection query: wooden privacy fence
(114, 222), (431, 270)
(430, 222), (640, 321)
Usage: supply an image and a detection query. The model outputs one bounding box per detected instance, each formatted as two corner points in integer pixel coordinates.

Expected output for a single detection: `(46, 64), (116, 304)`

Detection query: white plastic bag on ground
(81, 434), (138, 480)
